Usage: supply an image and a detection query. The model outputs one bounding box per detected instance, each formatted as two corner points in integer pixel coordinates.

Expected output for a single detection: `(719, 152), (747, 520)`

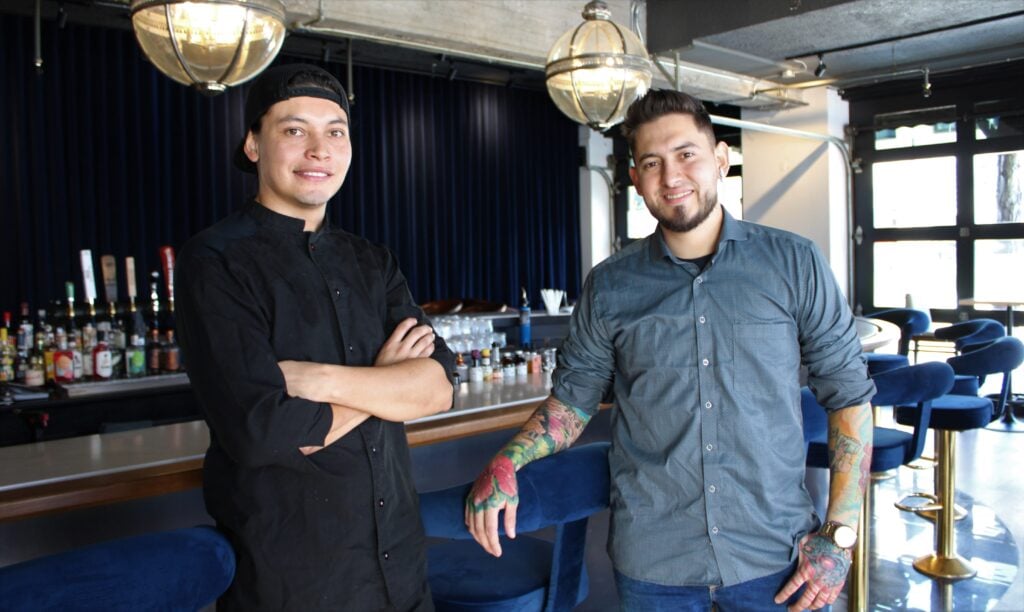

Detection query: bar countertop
(0, 372), (553, 521)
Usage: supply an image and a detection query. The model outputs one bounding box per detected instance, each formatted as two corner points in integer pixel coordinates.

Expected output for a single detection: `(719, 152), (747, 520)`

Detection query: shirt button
(696, 277), (703, 284)
(334, 288), (341, 297)
(709, 485), (717, 493)
(383, 552), (389, 560)
(702, 358), (710, 367)
(711, 526), (719, 534)
(378, 498), (385, 507)
(699, 316), (706, 324)
(348, 345), (354, 352)
(705, 401), (712, 409)
(371, 446), (377, 453)
(310, 244), (316, 251)
(706, 443), (713, 451)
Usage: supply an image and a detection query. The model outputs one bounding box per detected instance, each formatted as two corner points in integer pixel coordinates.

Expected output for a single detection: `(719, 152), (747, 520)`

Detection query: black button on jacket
(176, 201), (453, 611)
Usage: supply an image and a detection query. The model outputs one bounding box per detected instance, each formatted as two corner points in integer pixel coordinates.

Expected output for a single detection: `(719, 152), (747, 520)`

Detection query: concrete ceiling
(647, 0), (1024, 91)
(6, 0), (1022, 108)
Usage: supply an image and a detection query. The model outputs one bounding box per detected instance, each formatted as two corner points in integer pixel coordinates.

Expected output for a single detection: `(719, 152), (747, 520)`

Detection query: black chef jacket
(176, 200), (454, 611)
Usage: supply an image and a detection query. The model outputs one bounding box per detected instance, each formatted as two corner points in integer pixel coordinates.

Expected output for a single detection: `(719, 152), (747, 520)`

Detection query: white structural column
(741, 88), (851, 296)
(579, 126), (615, 282)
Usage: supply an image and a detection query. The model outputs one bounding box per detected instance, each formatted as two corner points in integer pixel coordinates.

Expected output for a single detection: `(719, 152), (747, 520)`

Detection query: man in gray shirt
(466, 89), (874, 611)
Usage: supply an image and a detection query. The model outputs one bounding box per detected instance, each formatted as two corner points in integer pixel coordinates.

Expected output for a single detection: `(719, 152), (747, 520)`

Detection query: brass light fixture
(545, 0), (652, 130)
(130, 0), (287, 94)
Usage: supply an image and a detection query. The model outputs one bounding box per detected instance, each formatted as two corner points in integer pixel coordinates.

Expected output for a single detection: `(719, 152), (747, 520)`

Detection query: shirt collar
(245, 198), (329, 235)
(648, 205), (750, 263)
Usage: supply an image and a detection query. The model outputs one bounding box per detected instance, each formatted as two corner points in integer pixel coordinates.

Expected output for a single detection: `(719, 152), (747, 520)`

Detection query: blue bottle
(519, 287), (531, 348)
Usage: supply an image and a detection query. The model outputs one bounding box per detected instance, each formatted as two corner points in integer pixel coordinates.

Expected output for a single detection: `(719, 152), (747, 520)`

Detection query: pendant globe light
(545, 0), (652, 130)
(130, 0), (287, 94)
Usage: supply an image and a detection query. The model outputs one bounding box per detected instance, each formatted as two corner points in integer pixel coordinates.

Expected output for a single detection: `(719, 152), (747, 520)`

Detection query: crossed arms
(280, 318), (453, 454)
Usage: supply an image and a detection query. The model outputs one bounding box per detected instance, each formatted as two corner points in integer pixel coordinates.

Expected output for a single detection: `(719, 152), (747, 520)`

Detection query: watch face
(833, 525), (857, 548)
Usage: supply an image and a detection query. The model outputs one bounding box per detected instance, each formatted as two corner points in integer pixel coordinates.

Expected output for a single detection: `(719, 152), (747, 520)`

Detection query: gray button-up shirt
(552, 208), (874, 587)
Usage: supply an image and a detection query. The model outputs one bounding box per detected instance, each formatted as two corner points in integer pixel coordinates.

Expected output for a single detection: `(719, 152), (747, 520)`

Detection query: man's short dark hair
(620, 89), (717, 156)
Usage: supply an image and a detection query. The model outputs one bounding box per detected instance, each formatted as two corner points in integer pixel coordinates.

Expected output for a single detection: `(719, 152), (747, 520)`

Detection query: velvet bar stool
(864, 308), (931, 375)
(419, 442), (610, 612)
(867, 308), (932, 357)
(801, 361), (954, 611)
(0, 525), (236, 610)
(894, 336), (1024, 580)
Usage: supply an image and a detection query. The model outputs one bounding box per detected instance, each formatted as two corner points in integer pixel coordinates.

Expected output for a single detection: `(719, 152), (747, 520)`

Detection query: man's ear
(244, 131), (259, 163)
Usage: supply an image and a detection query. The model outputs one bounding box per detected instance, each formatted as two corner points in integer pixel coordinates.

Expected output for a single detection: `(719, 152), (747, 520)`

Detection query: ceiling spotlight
(780, 67), (795, 79)
(813, 53), (827, 78)
(922, 67), (932, 98)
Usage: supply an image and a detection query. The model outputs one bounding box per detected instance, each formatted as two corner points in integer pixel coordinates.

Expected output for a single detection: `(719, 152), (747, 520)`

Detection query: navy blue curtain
(0, 13), (581, 316)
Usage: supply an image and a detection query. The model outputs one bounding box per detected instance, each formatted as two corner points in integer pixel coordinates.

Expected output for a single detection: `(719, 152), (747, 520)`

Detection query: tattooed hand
(465, 454), (519, 557)
(774, 533), (851, 611)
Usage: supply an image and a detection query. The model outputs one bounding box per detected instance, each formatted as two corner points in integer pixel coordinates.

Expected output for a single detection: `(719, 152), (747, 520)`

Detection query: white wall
(579, 126), (615, 282)
(740, 88), (852, 296)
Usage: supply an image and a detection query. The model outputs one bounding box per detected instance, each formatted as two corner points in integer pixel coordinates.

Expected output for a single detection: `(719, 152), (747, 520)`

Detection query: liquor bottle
(125, 335), (146, 378)
(481, 348), (492, 382)
(490, 343), (503, 381)
(146, 328), (162, 375)
(161, 329), (181, 373)
(519, 287), (532, 348)
(43, 328), (57, 383)
(125, 256), (146, 337)
(160, 246), (176, 336)
(92, 330), (113, 381)
(81, 318), (96, 379)
(149, 271), (162, 339)
(0, 326), (15, 382)
(53, 328), (75, 383)
(68, 327), (84, 381)
(34, 308), (49, 350)
(2, 311), (10, 340)
(25, 336), (46, 387)
(64, 282), (78, 337)
(454, 353), (468, 381)
(16, 302), (33, 355)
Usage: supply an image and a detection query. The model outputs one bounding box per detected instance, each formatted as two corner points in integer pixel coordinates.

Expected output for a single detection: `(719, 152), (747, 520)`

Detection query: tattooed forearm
(502, 396), (591, 468)
(825, 403), (873, 526)
(467, 395), (592, 513)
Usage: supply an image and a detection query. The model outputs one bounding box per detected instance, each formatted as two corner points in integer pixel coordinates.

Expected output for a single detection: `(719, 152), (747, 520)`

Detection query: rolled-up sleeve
(551, 271), (615, 415)
(798, 244), (876, 410)
(176, 251), (333, 469)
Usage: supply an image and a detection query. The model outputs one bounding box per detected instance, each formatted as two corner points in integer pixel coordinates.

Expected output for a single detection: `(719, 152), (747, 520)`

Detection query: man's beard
(650, 188), (718, 233)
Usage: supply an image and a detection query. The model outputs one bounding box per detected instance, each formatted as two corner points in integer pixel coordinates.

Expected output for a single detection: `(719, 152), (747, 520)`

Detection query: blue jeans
(615, 563), (822, 612)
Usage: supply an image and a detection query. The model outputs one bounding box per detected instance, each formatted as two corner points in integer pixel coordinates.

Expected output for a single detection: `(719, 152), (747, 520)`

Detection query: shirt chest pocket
(732, 321), (800, 375)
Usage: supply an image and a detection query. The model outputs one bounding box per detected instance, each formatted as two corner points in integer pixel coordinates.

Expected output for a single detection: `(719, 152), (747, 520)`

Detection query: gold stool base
(913, 553), (977, 580)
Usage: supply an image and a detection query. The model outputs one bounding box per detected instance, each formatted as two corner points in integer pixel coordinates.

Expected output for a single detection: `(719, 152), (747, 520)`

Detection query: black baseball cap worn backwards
(232, 63), (351, 173)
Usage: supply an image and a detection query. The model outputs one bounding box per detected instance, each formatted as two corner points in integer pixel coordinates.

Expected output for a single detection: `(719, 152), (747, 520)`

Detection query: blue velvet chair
(893, 336), (1024, 579)
(419, 442), (611, 612)
(801, 361), (955, 609)
(933, 319), (1007, 395)
(867, 308), (932, 357)
(0, 525), (236, 611)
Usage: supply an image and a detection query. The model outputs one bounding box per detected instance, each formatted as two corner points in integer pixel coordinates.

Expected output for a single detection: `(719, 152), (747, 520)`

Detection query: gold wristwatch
(819, 521), (857, 549)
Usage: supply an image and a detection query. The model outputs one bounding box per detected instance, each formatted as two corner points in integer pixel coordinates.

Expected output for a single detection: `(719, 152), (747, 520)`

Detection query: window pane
(973, 150), (1023, 225)
(626, 186), (657, 239)
(974, 100), (1024, 140)
(873, 241), (957, 309)
(874, 106), (957, 150)
(974, 239), (1024, 303)
(872, 157), (957, 228)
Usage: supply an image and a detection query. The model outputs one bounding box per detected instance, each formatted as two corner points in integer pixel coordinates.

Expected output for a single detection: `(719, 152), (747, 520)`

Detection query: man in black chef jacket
(176, 64), (454, 611)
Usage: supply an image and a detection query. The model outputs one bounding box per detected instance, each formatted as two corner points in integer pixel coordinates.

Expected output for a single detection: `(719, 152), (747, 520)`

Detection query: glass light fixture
(130, 0), (287, 94)
(545, 0), (652, 130)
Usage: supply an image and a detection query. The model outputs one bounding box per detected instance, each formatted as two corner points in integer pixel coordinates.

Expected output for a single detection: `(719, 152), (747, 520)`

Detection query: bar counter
(0, 373), (554, 522)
